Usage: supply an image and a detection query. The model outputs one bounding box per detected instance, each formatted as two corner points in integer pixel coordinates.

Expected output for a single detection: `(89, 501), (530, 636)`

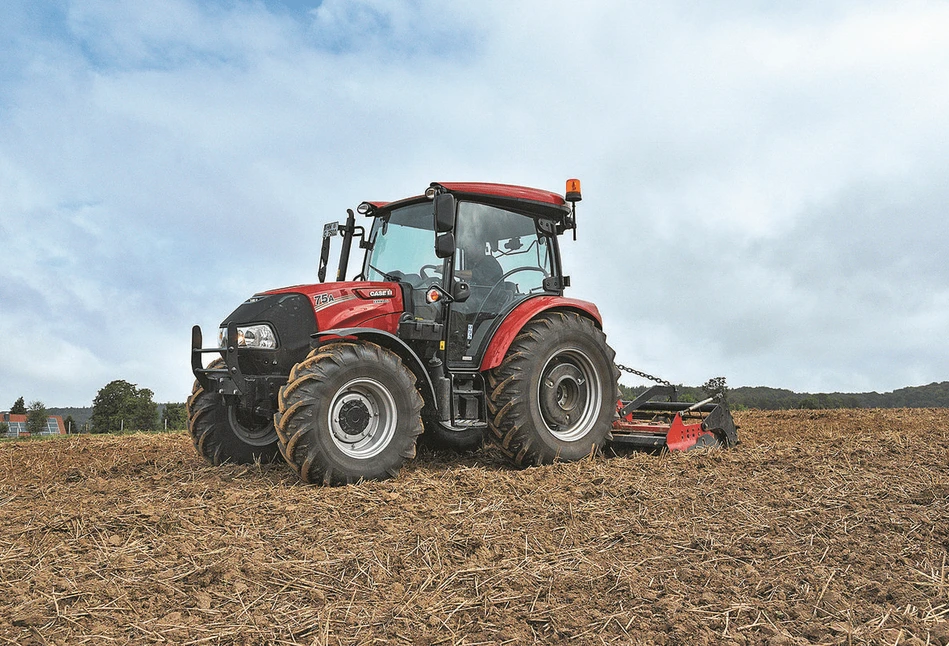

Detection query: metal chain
(614, 363), (672, 387)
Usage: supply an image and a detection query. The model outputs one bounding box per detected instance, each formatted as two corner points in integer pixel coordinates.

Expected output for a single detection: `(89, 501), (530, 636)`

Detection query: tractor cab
(347, 184), (570, 372)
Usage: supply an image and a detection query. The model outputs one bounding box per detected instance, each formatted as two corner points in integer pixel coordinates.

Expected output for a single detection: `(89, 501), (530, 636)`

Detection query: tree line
(618, 381), (949, 410)
(3, 381), (187, 436)
(6, 377), (947, 438)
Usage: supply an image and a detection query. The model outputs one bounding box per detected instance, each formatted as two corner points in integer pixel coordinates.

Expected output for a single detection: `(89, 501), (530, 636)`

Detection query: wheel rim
(538, 347), (602, 442)
(327, 378), (397, 459)
(226, 405), (278, 447)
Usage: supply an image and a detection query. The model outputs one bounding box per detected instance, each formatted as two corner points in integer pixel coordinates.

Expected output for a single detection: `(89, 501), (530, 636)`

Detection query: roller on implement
(188, 178), (739, 485)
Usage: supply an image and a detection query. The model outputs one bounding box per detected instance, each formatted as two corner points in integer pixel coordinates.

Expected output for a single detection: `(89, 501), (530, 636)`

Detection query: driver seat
(469, 254), (503, 286)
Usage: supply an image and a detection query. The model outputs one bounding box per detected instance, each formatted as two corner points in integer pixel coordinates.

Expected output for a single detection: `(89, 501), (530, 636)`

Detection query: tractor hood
(261, 281), (405, 337)
(216, 281), (405, 380)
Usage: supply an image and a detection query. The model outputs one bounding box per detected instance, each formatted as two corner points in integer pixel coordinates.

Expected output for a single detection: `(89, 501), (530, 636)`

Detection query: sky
(1, 0), (947, 407)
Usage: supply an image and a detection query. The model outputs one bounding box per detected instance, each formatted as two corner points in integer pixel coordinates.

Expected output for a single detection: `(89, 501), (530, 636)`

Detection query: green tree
(10, 397), (26, 414)
(91, 380), (158, 433)
(0, 421), (9, 436)
(702, 377), (728, 402)
(26, 401), (49, 435)
(161, 403), (188, 430)
(64, 415), (77, 434)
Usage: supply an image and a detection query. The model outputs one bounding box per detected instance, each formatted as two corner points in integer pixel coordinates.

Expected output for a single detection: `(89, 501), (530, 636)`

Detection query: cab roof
(360, 181), (571, 220)
(433, 182), (567, 207)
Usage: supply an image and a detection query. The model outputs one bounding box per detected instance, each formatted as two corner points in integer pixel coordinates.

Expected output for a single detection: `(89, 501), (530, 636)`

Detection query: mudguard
(478, 296), (603, 372)
(311, 327), (437, 408)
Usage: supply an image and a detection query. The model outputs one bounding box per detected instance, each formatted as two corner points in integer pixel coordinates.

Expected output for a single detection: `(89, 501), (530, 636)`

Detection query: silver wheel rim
(538, 347), (602, 442)
(327, 377), (397, 459)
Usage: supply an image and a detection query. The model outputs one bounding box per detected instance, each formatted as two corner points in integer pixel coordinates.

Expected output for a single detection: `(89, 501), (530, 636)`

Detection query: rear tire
(187, 359), (281, 465)
(275, 342), (423, 485)
(486, 311), (618, 466)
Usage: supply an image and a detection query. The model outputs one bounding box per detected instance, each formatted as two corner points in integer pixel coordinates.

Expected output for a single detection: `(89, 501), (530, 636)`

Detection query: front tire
(486, 311), (618, 466)
(275, 342), (423, 485)
(187, 359), (281, 465)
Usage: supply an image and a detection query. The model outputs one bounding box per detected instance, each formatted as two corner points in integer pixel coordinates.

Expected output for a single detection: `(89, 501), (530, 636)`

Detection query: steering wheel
(475, 267), (549, 313)
(419, 264), (443, 281)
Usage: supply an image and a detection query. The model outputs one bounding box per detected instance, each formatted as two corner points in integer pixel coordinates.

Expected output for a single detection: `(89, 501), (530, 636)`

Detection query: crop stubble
(1, 409), (948, 645)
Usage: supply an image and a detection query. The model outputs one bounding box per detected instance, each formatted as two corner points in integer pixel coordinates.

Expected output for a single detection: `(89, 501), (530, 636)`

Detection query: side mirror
(434, 193), (456, 233)
(435, 232), (455, 259)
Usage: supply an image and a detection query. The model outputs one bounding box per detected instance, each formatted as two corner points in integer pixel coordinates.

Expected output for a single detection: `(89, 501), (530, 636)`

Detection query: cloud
(1, 0), (947, 406)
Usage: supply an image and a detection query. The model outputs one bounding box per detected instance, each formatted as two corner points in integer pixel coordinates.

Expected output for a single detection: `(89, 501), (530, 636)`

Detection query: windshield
(363, 202), (440, 286)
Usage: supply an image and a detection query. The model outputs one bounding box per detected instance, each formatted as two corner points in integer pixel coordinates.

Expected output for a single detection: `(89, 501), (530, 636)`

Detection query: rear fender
(311, 328), (437, 411)
(478, 296), (603, 372)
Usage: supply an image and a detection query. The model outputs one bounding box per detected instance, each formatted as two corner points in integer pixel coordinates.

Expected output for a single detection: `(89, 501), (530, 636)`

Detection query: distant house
(1, 412), (67, 438)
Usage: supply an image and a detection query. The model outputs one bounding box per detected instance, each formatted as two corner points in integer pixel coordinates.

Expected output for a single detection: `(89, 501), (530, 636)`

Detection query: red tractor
(188, 180), (737, 485)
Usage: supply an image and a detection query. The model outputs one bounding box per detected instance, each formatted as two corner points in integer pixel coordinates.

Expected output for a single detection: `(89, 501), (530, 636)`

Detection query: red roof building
(2, 413), (67, 437)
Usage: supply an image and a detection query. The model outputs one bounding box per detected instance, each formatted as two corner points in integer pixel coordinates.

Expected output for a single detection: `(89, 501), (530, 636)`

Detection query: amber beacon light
(565, 178), (582, 202)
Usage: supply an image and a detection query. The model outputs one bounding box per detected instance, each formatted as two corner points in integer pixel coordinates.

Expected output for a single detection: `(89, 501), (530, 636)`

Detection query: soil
(2, 408), (948, 645)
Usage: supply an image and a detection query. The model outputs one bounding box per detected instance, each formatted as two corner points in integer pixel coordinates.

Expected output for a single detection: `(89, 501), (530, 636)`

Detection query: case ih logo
(355, 288), (394, 299)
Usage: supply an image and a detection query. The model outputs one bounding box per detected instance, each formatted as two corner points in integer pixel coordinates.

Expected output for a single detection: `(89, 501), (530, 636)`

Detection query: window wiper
(368, 263), (400, 282)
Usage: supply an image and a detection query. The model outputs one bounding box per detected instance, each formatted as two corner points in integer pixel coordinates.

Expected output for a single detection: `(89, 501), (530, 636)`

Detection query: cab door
(446, 202), (555, 369)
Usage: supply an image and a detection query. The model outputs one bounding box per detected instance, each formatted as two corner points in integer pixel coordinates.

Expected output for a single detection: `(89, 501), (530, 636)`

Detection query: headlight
(218, 324), (278, 349)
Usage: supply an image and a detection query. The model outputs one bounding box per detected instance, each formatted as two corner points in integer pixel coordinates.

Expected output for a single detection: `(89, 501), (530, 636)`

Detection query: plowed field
(2, 409), (948, 645)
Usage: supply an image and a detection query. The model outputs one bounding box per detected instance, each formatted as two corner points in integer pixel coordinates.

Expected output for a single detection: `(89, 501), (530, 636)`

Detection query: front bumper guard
(190, 324), (286, 404)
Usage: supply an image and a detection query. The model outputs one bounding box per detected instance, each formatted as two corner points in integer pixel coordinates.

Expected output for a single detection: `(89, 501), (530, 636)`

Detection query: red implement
(610, 385), (739, 451)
